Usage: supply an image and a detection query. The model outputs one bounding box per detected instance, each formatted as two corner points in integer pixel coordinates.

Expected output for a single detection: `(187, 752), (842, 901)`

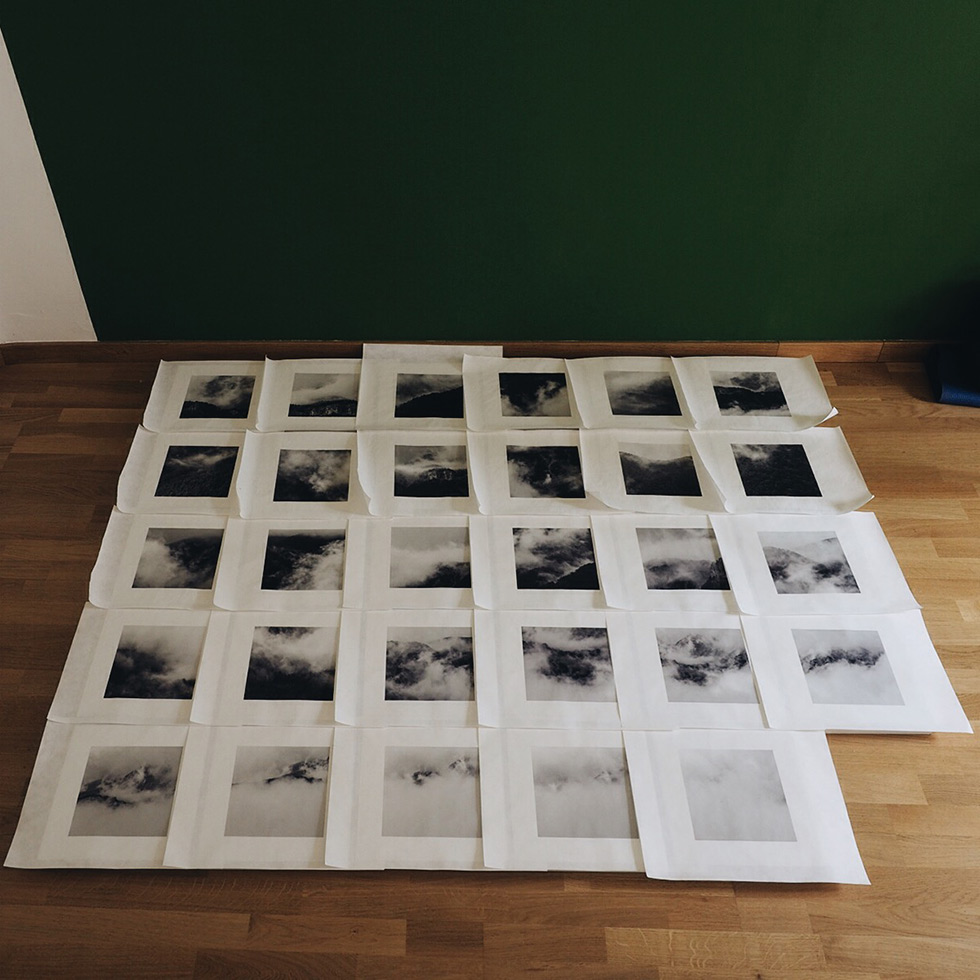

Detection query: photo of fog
(498, 372), (571, 417)
(507, 445), (585, 498)
(636, 527), (729, 590)
(732, 443), (821, 497)
(179, 374), (255, 419)
(245, 625), (338, 701)
(710, 371), (790, 417)
(261, 530), (346, 591)
(154, 445), (238, 498)
(512, 526), (600, 590)
(532, 746), (638, 839)
(69, 745), (182, 837)
(394, 445), (469, 498)
(104, 624), (205, 699)
(619, 443), (702, 497)
(760, 531), (859, 594)
(288, 372), (358, 418)
(604, 370), (683, 416)
(793, 628), (904, 705)
(385, 627), (474, 701)
(382, 746), (481, 837)
(133, 528), (223, 589)
(393, 373), (464, 418)
(224, 746), (329, 837)
(679, 748), (797, 841)
(272, 449), (351, 502)
(521, 626), (616, 702)
(655, 627), (756, 703)
(389, 526), (471, 588)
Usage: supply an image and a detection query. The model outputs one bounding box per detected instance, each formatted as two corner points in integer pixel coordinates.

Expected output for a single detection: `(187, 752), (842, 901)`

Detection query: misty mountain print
(655, 627), (757, 703)
(498, 372), (571, 417)
(261, 531), (346, 591)
(710, 371), (790, 416)
(389, 526), (471, 588)
(636, 527), (730, 590)
(385, 630), (474, 700)
(154, 445), (238, 498)
(512, 526), (600, 590)
(521, 626), (616, 702)
(104, 624), (204, 699)
(619, 448), (701, 496)
(393, 373), (464, 418)
(792, 628), (904, 705)
(507, 445), (586, 498)
(760, 532), (859, 594)
(273, 449), (351, 502)
(393, 445), (469, 497)
(245, 625), (338, 700)
(732, 443), (821, 497)
(133, 528), (223, 589)
(604, 370), (683, 416)
(288, 372), (358, 417)
(179, 374), (255, 419)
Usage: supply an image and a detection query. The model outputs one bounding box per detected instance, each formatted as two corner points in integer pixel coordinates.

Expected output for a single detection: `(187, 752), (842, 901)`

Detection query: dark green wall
(3, 2), (980, 342)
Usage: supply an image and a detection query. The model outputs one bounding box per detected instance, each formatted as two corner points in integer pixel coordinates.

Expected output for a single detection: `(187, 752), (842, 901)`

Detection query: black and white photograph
(732, 443), (821, 497)
(179, 374), (256, 419)
(619, 442), (702, 497)
(679, 747), (796, 841)
(636, 527), (729, 591)
(104, 624), (204, 700)
(261, 529), (346, 591)
(389, 525), (471, 589)
(394, 444), (469, 498)
(604, 370), (683, 416)
(393, 372), (465, 418)
(792, 628), (903, 705)
(382, 746), (481, 837)
(244, 625), (338, 701)
(760, 530), (859, 594)
(288, 372), (359, 418)
(531, 746), (638, 839)
(272, 449), (351, 502)
(224, 746), (329, 837)
(507, 445), (585, 498)
(385, 626), (474, 701)
(499, 372), (571, 417)
(521, 626), (616, 702)
(154, 445), (239, 498)
(513, 526), (600, 590)
(656, 627), (756, 703)
(133, 527), (223, 590)
(69, 745), (182, 837)
(710, 370), (790, 417)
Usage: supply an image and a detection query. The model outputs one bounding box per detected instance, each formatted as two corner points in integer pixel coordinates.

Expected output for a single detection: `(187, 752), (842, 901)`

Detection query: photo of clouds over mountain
(133, 528), (223, 589)
(760, 531), (859, 594)
(385, 627), (474, 701)
(793, 628), (904, 705)
(389, 526), (471, 588)
(532, 746), (638, 839)
(154, 445), (238, 498)
(604, 370), (683, 416)
(512, 526), (600, 590)
(104, 624), (205, 699)
(288, 372), (358, 417)
(179, 374), (255, 419)
(521, 626), (616, 702)
(244, 626), (338, 701)
(680, 748), (796, 841)
(619, 443), (702, 496)
(507, 445), (585, 498)
(733, 443), (821, 497)
(272, 449), (351, 502)
(261, 530), (346, 591)
(498, 372), (571, 417)
(224, 746), (329, 837)
(711, 371), (790, 416)
(656, 627), (756, 703)
(394, 445), (469, 498)
(393, 373), (464, 418)
(69, 745), (182, 837)
(382, 747), (481, 837)
(636, 527), (729, 590)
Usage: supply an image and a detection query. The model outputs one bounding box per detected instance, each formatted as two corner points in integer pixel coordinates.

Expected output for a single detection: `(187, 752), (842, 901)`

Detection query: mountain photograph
(512, 526), (600, 590)
(179, 374), (255, 419)
(389, 526), (471, 589)
(507, 445), (586, 498)
(521, 625), (616, 702)
(104, 624), (204, 699)
(759, 531), (860, 594)
(261, 530), (346, 591)
(132, 527), (223, 589)
(655, 627), (756, 703)
(792, 627), (904, 705)
(287, 372), (358, 417)
(604, 370), (683, 416)
(498, 372), (571, 417)
(393, 373), (464, 418)
(619, 443), (702, 496)
(732, 443), (821, 497)
(385, 628), (474, 701)
(710, 370), (790, 416)
(244, 625), (338, 701)
(636, 527), (730, 590)
(154, 445), (238, 498)
(393, 444), (469, 498)
(272, 449), (352, 502)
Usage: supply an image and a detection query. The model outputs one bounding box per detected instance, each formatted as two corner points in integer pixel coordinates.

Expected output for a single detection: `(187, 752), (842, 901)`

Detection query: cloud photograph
(636, 527), (729, 590)
(521, 626), (616, 702)
(792, 628), (904, 705)
(512, 526), (600, 590)
(498, 372), (571, 417)
(656, 627), (756, 703)
(732, 443), (821, 497)
(604, 370), (683, 416)
(619, 443), (702, 497)
(288, 372), (358, 417)
(179, 374), (255, 419)
(393, 373), (464, 418)
(385, 627), (474, 701)
(154, 445), (238, 498)
(244, 625), (338, 701)
(507, 445), (586, 498)
(760, 531), (859, 594)
(104, 624), (204, 699)
(272, 449), (352, 502)
(261, 530), (346, 591)
(394, 445), (469, 498)
(132, 528), (223, 589)
(389, 526), (471, 588)
(710, 370), (790, 416)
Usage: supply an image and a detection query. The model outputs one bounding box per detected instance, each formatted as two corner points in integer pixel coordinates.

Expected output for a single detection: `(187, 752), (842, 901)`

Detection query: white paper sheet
(356, 357), (468, 430)
(362, 343), (503, 359)
(742, 611), (972, 733)
(255, 357), (361, 431)
(142, 360), (264, 432)
(624, 729), (868, 883)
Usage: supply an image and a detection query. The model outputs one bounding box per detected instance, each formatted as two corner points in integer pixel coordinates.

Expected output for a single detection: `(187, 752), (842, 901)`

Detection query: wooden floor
(1, 350), (979, 979)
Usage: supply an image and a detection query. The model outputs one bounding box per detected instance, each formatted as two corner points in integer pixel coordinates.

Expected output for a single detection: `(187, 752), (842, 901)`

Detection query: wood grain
(1, 352), (978, 979)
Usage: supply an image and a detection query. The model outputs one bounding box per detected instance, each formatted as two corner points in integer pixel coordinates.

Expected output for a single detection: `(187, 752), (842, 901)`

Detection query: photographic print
(507, 445), (585, 498)
(104, 624), (204, 700)
(394, 444), (469, 498)
(760, 531), (859, 594)
(288, 372), (358, 418)
(261, 530), (346, 591)
(389, 526), (471, 589)
(521, 626), (615, 702)
(179, 374), (255, 419)
(272, 449), (351, 502)
(244, 625), (338, 701)
(710, 370), (790, 417)
(499, 372), (571, 417)
(679, 748), (796, 841)
(513, 526), (599, 590)
(605, 370), (683, 416)
(382, 746), (481, 837)
(224, 746), (329, 837)
(69, 745), (182, 837)
(385, 626), (474, 701)
(636, 527), (729, 591)
(733, 443), (821, 497)
(394, 373), (464, 418)
(792, 628), (903, 705)
(656, 627), (756, 703)
(531, 746), (638, 839)
(620, 442), (702, 497)
(133, 527), (223, 589)
(154, 445), (238, 498)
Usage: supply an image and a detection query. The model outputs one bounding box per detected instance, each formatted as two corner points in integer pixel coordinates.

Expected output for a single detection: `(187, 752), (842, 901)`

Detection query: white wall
(0, 26), (95, 343)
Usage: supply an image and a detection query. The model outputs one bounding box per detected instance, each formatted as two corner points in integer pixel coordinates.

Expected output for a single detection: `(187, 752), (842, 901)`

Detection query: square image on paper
(636, 527), (730, 592)
(180, 374), (255, 420)
(142, 361), (263, 432)
(384, 625), (475, 703)
(394, 444), (469, 498)
(155, 444), (239, 499)
(288, 372), (359, 419)
(513, 525), (599, 590)
(244, 624), (339, 703)
(254, 358), (360, 430)
(390, 525), (471, 589)
(133, 527), (223, 591)
(759, 531), (859, 595)
(464, 356), (582, 429)
(710, 370), (790, 418)
(394, 373), (465, 419)
(521, 625), (616, 703)
(261, 529), (346, 592)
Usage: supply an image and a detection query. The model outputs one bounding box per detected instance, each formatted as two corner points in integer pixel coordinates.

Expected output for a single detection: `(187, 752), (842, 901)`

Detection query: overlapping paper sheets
(6, 347), (970, 880)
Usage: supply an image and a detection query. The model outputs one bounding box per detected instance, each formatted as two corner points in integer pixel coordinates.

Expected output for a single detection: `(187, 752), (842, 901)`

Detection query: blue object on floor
(926, 344), (980, 407)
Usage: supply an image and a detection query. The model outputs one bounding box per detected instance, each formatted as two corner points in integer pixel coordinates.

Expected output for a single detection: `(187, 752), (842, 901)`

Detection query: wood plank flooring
(2, 351), (979, 979)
